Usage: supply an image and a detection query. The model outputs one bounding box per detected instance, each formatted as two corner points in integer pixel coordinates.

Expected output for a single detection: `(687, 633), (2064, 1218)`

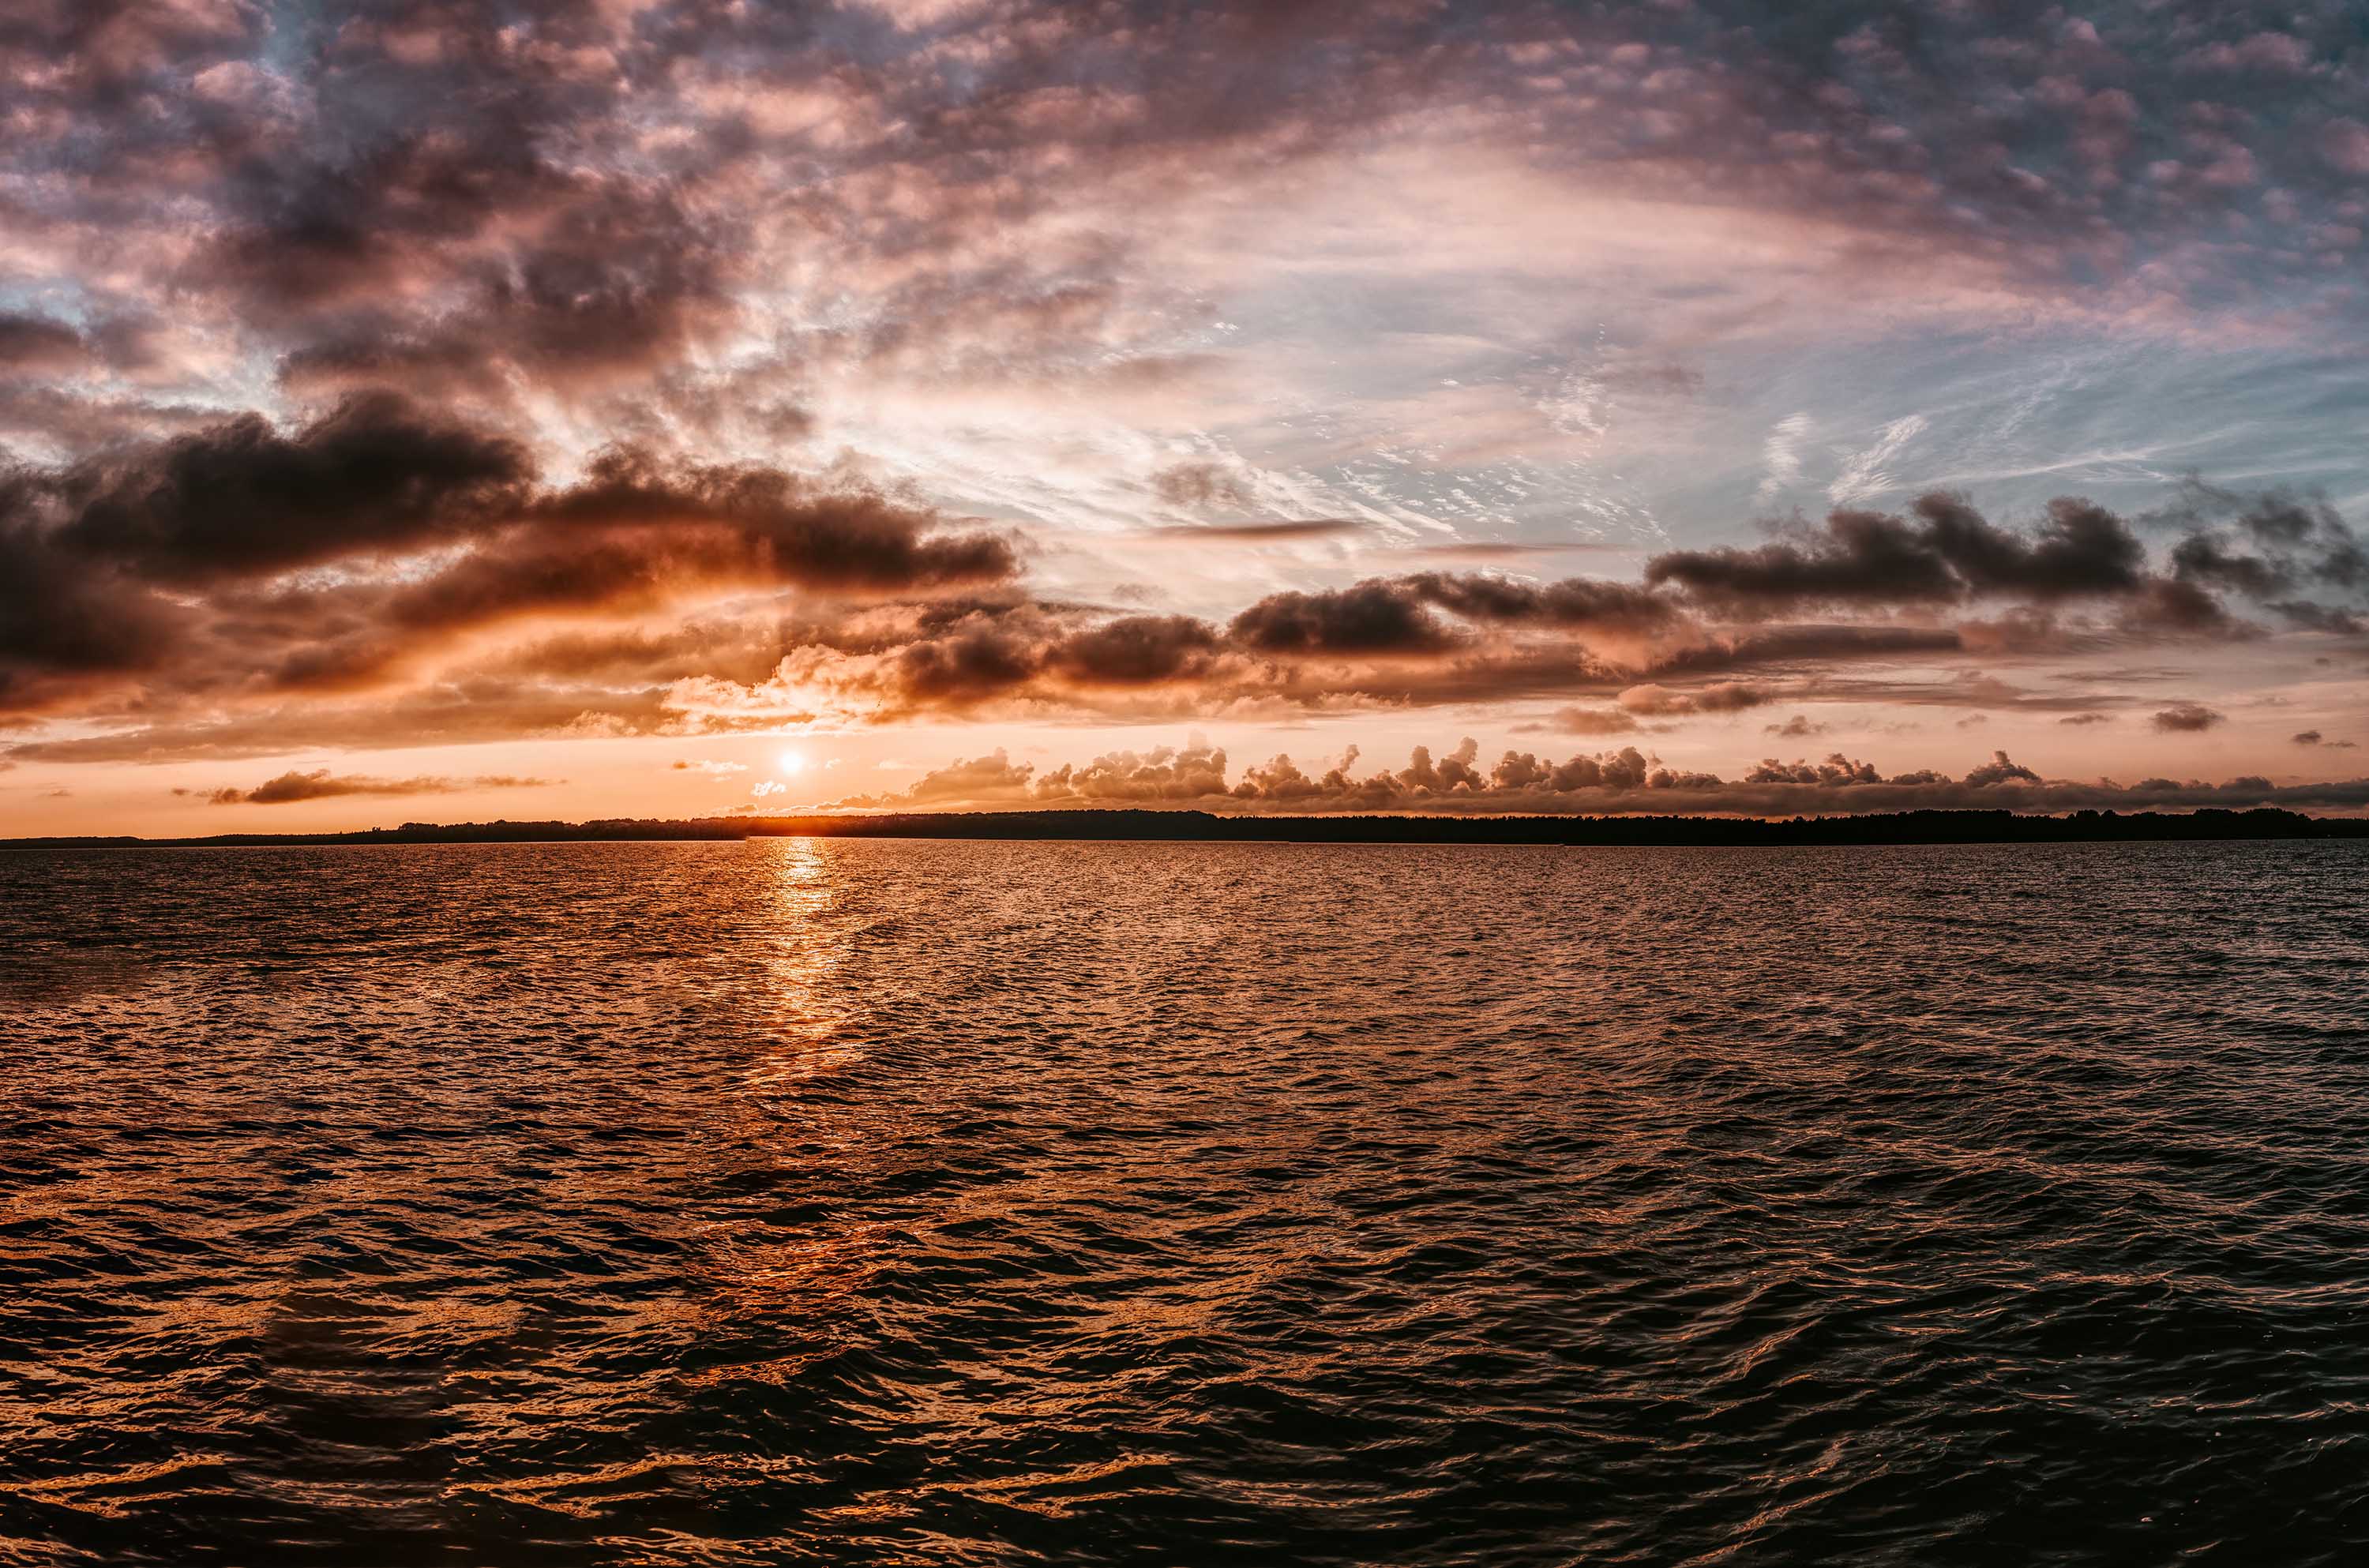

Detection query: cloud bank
(828, 740), (2369, 817)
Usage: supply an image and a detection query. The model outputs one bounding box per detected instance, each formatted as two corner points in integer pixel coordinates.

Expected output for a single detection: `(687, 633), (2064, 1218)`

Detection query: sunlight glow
(776, 748), (809, 777)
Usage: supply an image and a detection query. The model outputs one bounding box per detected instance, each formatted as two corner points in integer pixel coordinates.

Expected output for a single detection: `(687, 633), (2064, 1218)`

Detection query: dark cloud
(1646, 492), (2153, 616)
(1228, 580), (1459, 655)
(2152, 702), (2226, 733)
(1223, 570), (1685, 660)
(1046, 615), (1226, 685)
(1647, 507), (1962, 613)
(0, 511), (188, 711)
(2155, 481), (2369, 613)
(188, 769), (557, 805)
(1911, 495), (2149, 599)
(48, 392), (531, 583)
(0, 399), (1016, 714)
(1400, 572), (1682, 634)
(520, 449), (1019, 594)
(0, 314), (91, 375)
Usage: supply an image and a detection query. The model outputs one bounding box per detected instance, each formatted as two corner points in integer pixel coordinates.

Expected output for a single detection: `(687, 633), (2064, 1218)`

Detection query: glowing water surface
(3, 838), (2366, 1565)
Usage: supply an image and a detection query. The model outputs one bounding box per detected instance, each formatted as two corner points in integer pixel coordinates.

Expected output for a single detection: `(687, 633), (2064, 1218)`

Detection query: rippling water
(3, 838), (2367, 1565)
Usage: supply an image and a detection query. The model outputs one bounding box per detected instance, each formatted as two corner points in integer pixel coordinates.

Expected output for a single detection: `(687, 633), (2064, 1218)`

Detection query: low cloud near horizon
(182, 771), (558, 807)
(819, 741), (2369, 819)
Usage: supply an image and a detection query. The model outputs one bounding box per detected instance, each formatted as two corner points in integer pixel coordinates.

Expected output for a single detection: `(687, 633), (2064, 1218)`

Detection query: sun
(775, 748), (807, 777)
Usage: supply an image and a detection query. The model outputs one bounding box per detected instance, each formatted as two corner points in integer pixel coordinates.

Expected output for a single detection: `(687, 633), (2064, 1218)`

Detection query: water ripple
(2, 838), (2366, 1565)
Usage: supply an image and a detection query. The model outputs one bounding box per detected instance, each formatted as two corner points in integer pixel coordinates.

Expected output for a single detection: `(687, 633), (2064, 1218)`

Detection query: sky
(3, 0), (2368, 833)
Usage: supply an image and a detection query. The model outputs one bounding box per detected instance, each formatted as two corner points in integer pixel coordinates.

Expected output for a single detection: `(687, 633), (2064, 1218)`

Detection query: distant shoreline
(7, 806), (2367, 850)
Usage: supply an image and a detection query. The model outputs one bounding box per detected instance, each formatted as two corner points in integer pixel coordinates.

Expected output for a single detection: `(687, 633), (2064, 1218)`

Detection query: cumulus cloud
(828, 737), (2369, 816)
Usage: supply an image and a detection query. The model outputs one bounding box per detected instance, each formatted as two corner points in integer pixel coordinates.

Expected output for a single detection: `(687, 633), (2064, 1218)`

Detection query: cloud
(884, 748), (1038, 804)
(1828, 414), (1928, 506)
(1534, 706), (1642, 736)
(2059, 712), (2112, 726)
(1755, 412), (1811, 502)
(2321, 118), (2369, 177)
(1765, 715), (1826, 738)
(13, 477), (2356, 760)
(2152, 702), (2225, 732)
(1222, 569), (1685, 661)
(0, 398), (1017, 715)
(2179, 32), (2316, 76)
(1646, 493), (2152, 616)
(190, 770), (556, 805)
(2292, 730), (2356, 748)
(828, 737), (2369, 816)
(1227, 581), (1461, 655)
(1397, 542), (1633, 562)
(1619, 681), (1772, 715)
(3, 0), (2369, 782)
(1964, 751), (2042, 786)
(1140, 520), (1363, 542)
(0, 314), (92, 375)
(47, 392), (531, 583)
(1149, 461), (1258, 511)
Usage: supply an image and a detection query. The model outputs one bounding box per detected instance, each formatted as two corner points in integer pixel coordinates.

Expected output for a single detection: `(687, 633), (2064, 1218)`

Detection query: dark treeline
(9, 807), (2367, 850)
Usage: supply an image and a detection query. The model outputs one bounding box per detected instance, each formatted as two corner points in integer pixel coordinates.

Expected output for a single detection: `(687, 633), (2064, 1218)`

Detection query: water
(2, 838), (2367, 1566)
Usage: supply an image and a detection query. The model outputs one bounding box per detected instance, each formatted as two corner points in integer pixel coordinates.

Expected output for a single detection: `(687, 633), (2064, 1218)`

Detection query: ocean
(4, 838), (2366, 1565)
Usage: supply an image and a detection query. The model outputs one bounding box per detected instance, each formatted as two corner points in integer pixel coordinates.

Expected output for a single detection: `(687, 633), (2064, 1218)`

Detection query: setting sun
(775, 749), (808, 777)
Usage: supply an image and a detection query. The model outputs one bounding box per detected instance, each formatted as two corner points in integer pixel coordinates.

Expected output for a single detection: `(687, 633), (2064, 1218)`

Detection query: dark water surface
(3, 839), (2367, 1566)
